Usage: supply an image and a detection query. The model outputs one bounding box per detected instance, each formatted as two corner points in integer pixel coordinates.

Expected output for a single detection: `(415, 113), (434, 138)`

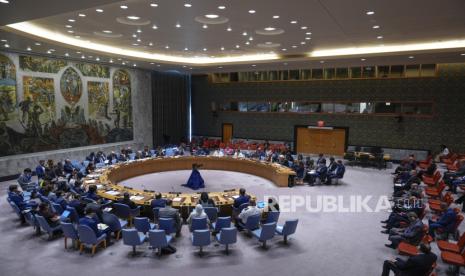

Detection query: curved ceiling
(1, 0), (465, 71)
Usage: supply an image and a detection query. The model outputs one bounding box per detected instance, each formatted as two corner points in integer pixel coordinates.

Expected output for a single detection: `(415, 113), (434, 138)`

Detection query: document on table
(173, 197), (182, 202)
(130, 195), (145, 201)
(105, 191), (120, 196)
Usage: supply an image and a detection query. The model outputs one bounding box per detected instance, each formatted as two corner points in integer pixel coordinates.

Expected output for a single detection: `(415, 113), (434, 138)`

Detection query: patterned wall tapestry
(0, 52), (134, 157)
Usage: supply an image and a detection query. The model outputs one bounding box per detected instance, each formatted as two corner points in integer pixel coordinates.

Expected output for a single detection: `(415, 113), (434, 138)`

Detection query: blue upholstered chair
(102, 212), (128, 240)
(237, 214), (261, 234)
(204, 207), (218, 222)
(51, 202), (64, 215)
(122, 229), (147, 256)
(275, 219), (299, 244)
(148, 229), (173, 257)
(191, 229), (211, 256)
(252, 222), (277, 248)
(24, 210), (40, 234)
(158, 218), (175, 235)
(263, 211), (280, 224)
(9, 201), (24, 221)
(216, 227), (237, 254)
(113, 203), (140, 226)
(77, 224), (107, 256)
(191, 217), (208, 232)
(35, 215), (62, 240)
(134, 217), (156, 235)
(212, 216), (231, 233)
(61, 222), (79, 249)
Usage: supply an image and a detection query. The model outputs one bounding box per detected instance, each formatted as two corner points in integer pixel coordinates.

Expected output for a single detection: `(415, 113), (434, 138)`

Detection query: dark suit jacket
(118, 198), (137, 209)
(233, 195), (250, 208)
(79, 216), (101, 236)
(151, 198), (167, 209)
(396, 252), (437, 276)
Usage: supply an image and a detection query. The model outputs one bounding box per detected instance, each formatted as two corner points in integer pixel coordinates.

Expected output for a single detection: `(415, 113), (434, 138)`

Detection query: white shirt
(239, 206), (261, 223)
(442, 148), (450, 156)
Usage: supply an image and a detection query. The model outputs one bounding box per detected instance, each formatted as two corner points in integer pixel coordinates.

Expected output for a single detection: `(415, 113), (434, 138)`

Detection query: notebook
(97, 223), (109, 231)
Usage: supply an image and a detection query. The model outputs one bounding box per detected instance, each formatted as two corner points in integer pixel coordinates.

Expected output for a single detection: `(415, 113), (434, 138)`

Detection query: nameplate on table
(130, 195), (145, 201)
(172, 197), (182, 202)
(85, 179), (97, 184)
(105, 191), (120, 196)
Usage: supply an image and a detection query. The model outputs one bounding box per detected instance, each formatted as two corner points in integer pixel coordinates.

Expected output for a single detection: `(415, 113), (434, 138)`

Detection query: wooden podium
(296, 126), (346, 156)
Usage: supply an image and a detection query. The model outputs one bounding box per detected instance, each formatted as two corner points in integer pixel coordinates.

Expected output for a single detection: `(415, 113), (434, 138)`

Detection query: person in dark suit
(83, 184), (100, 202)
(79, 208), (109, 237)
(35, 160), (46, 180)
(151, 193), (167, 209)
(326, 160), (346, 184)
(37, 202), (60, 227)
(327, 157), (338, 173)
(381, 243), (436, 276)
(8, 184), (38, 210)
(385, 212), (424, 249)
(68, 194), (86, 217)
(233, 188), (250, 209)
(428, 206), (457, 238)
(158, 199), (182, 236)
(118, 192), (137, 209)
(198, 192), (215, 207)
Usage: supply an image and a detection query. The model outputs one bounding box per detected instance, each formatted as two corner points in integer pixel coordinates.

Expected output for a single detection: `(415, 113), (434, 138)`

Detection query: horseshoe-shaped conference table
(83, 156), (296, 218)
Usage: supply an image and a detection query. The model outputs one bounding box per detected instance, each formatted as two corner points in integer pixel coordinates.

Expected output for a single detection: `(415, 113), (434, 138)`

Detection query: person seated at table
(63, 159), (74, 175)
(35, 160), (46, 180)
(86, 152), (96, 163)
(381, 243), (437, 276)
(382, 196), (423, 231)
(184, 163), (205, 190)
(327, 157), (338, 173)
(141, 146), (151, 158)
(316, 153), (325, 165)
(326, 160), (346, 184)
(261, 197), (280, 222)
(198, 192), (215, 207)
(54, 191), (68, 210)
(68, 194), (86, 217)
(151, 193), (167, 209)
(117, 192), (137, 209)
(17, 168), (36, 191)
(37, 202), (60, 227)
(416, 162), (437, 179)
(435, 144), (450, 162)
(187, 204), (210, 231)
(394, 170), (421, 194)
(95, 151), (107, 164)
(307, 159), (328, 185)
(428, 204), (457, 239)
(384, 212), (424, 249)
(444, 160), (465, 193)
(84, 184), (100, 202)
(394, 154), (417, 175)
(118, 153), (127, 162)
(295, 161), (305, 179)
(79, 208), (110, 237)
(278, 154), (289, 167)
(237, 199), (261, 229)
(85, 162), (95, 175)
(233, 188), (251, 209)
(233, 149), (245, 158)
(8, 184), (38, 210)
(158, 199), (182, 237)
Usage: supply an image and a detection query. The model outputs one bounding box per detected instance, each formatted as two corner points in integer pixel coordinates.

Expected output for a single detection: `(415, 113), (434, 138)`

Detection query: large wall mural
(0, 52), (134, 157)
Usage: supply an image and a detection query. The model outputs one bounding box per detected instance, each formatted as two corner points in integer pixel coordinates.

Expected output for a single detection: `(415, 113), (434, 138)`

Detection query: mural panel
(113, 69), (132, 129)
(19, 55), (67, 73)
(75, 63), (110, 78)
(60, 67), (82, 106)
(0, 54), (16, 122)
(88, 81), (110, 120)
(22, 76), (56, 127)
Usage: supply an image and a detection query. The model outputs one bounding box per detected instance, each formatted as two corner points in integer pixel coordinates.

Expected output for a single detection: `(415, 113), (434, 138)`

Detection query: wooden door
(222, 123), (233, 143)
(296, 127), (346, 156)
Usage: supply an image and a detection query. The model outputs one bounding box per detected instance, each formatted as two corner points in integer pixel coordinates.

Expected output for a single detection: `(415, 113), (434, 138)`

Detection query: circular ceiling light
(372, 25), (380, 29)
(65, 25), (72, 28)
(78, 13), (86, 17)
(175, 23), (181, 28)
(290, 20), (297, 24)
(273, 15), (280, 19)
(152, 25), (158, 29)
(184, 3), (192, 7)
(102, 30), (112, 33)
(257, 42), (281, 48)
(120, 5), (128, 9)
(226, 27), (232, 31)
(248, 10), (256, 14)
(116, 16), (151, 26)
(366, 11), (375, 15)
(377, 35), (383, 39)
(96, 9), (103, 13)
(255, 27), (284, 35)
(194, 15), (229, 24)
(26, 46), (32, 51)
(202, 24), (208, 29)
(68, 19), (75, 22)
(93, 31), (123, 38)
(150, 3), (158, 7)
(218, 6), (225, 9)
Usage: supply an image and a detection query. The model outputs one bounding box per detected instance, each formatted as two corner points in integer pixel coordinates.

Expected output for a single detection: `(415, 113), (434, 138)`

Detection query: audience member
(158, 199), (182, 236)
(381, 243), (436, 276)
(187, 204), (210, 231)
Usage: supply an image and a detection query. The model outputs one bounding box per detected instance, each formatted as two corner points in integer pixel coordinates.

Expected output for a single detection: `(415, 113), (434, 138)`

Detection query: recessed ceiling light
(306, 32), (312, 35)
(203, 48), (207, 51)
(81, 55), (85, 59)
(305, 37), (311, 40)
(132, 34), (137, 38)
(242, 32), (247, 36)
(96, 9), (103, 13)
(152, 25), (158, 29)
(49, 49), (55, 52)
(117, 58), (122, 60)
(133, 64), (136, 67)
(227, 27), (232, 31)
(88, 55), (93, 58)
(202, 24), (208, 29)
(408, 56), (414, 59)
(137, 29), (142, 33)
(120, 5), (128, 9)
(184, 3), (192, 7)
(122, 62), (126, 65)
(248, 37), (253, 41)
(248, 10), (256, 14)
(0, 39), (6, 42)
(96, 57), (100, 61)
(34, 42), (41, 45)
(290, 20), (297, 24)
(273, 15), (280, 19)
(3, 43), (9, 48)
(165, 45), (169, 49)
(150, 3), (158, 7)
(68, 19), (75, 22)
(366, 11), (375, 15)
(292, 45), (297, 48)
(300, 41), (306, 45)
(103, 30), (112, 33)
(78, 13), (86, 17)
(235, 45), (240, 48)
(149, 42), (153, 46)
(76, 51), (81, 54)
(220, 47), (225, 51)
(184, 47), (188, 51)
(65, 25), (72, 28)
(281, 48), (287, 51)
(218, 6), (225, 10)
(64, 53), (69, 56)
(26, 46), (32, 51)
(0, 0), (10, 3)
(264, 27), (276, 31)
(175, 23), (181, 28)
(109, 59), (113, 63)
(46, 50), (51, 54)
(320, 60), (325, 63)
(67, 30), (74, 33)
(205, 14), (219, 19)
(245, 41), (250, 45)
(137, 38), (141, 42)
(461, 53), (465, 56)
(132, 43), (139, 46)
(251, 64), (256, 67)
(218, 66), (223, 69)
(127, 15), (140, 20)
(361, 58), (366, 61)
(372, 25), (380, 29)
(301, 26), (308, 30)
(377, 35), (383, 39)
